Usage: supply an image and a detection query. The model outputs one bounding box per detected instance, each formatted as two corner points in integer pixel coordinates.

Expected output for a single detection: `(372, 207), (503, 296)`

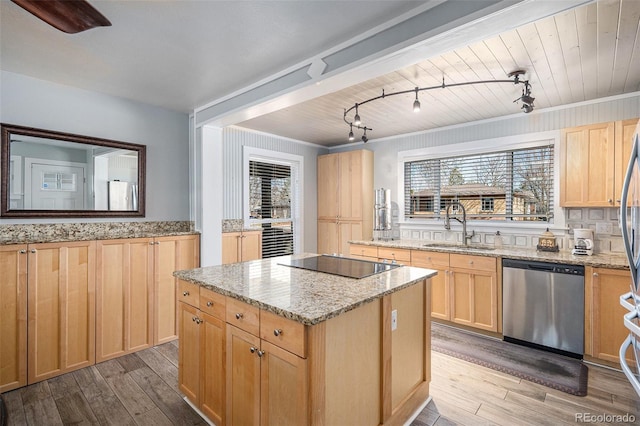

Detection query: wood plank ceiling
(235, 0), (640, 147)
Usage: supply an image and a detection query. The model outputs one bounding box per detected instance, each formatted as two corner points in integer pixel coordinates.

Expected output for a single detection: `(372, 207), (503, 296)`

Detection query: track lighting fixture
(413, 88), (421, 113)
(343, 70), (534, 142)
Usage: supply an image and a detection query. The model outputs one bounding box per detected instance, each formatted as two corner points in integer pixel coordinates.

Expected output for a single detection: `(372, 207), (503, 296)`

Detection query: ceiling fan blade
(11, 0), (111, 34)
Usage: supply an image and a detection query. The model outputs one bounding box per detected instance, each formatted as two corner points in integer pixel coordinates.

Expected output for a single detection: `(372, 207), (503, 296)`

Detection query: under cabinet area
(222, 230), (262, 264)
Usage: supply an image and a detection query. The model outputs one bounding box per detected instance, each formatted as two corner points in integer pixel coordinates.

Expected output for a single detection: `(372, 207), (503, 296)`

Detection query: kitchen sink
(422, 243), (495, 251)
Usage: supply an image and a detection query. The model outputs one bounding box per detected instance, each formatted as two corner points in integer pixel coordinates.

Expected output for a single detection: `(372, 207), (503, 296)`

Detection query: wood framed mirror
(1, 123), (146, 218)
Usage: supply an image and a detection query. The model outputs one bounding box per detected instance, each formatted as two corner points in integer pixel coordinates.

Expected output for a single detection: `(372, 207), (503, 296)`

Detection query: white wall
(0, 71), (190, 224)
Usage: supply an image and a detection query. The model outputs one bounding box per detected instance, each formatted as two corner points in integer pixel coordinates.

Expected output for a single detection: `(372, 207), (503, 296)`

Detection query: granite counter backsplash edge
(0, 221), (197, 245)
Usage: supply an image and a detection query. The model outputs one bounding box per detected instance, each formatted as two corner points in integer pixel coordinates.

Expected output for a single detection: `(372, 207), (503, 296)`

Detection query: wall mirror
(1, 123), (146, 218)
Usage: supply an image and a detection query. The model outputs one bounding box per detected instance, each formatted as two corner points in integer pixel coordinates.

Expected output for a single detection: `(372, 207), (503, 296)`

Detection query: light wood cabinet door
(222, 232), (241, 264)
(200, 311), (225, 425)
(614, 118), (640, 204)
(27, 241), (96, 384)
(222, 231), (262, 264)
(96, 238), (154, 362)
(427, 269), (450, 321)
(226, 324), (261, 426)
(241, 230), (262, 262)
(154, 235), (200, 344)
(317, 153), (340, 220)
(178, 302), (200, 404)
(450, 265), (498, 332)
(560, 122), (616, 206)
(585, 267), (634, 365)
(317, 150), (373, 254)
(0, 244), (28, 392)
(260, 340), (307, 426)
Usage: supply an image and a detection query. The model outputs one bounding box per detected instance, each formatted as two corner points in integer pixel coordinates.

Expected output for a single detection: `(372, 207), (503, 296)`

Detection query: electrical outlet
(596, 222), (613, 234)
(391, 309), (398, 331)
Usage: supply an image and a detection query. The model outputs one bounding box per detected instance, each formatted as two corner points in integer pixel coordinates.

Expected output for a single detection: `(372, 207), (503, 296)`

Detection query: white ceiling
(2, 0), (639, 147)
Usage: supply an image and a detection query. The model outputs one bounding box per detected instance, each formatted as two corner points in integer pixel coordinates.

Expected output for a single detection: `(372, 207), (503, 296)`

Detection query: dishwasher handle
(502, 258), (584, 276)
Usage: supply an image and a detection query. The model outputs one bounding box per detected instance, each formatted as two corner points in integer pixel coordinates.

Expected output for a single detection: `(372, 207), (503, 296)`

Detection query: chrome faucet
(444, 201), (475, 246)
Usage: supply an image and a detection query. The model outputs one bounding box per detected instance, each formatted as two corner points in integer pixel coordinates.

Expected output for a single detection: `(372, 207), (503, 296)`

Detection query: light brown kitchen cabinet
(348, 243), (378, 260)
(222, 230), (262, 264)
(154, 234), (200, 344)
(27, 241), (96, 384)
(178, 284), (226, 425)
(560, 118), (639, 207)
(225, 298), (308, 426)
(411, 250), (450, 321)
(448, 254), (498, 332)
(378, 247), (411, 265)
(178, 276), (431, 425)
(0, 244), (28, 393)
(585, 266), (635, 366)
(95, 238), (154, 362)
(614, 119), (640, 202)
(317, 150), (373, 255)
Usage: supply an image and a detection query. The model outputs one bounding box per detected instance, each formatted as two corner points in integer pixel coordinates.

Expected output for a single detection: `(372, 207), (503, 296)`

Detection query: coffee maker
(572, 228), (594, 255)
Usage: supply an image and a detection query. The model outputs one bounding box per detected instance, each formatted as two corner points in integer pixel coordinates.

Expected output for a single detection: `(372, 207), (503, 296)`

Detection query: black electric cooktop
(279, 255), (400, 279)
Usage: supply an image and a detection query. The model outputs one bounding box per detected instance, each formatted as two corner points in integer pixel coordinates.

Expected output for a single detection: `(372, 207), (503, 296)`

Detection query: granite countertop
(349, 239), (630, 270)
(173, 253), (437, 326)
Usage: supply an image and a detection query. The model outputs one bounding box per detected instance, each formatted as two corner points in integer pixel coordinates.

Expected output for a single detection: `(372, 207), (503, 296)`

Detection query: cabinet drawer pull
(235, 313), (243, 320)
(469, 260), (474, 265)
(206, 301), (214, 307)
(183, 291), (190, 296)
(192, 316), (202, 324)
(273, 328), (283, 337)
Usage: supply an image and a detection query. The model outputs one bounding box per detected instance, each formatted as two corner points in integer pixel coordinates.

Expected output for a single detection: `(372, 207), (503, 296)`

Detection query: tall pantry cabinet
(317, 150), (374, 255)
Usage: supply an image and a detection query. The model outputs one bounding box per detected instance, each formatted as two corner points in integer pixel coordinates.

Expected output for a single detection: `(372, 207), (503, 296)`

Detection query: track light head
(413, 88), (421, 112)
(522, 103), (534, 113)
(361, 128), (368, 143)
(353, 104), (361, 126)
(348, 123), (354, 141)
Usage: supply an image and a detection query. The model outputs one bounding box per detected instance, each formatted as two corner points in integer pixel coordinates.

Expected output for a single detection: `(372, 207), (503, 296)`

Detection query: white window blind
(404, 144), (554, 221)
(249, 160), (294, 258)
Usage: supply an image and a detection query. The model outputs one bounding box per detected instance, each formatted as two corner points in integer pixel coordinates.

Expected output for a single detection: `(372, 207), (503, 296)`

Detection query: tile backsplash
(399, 207), (623, 254)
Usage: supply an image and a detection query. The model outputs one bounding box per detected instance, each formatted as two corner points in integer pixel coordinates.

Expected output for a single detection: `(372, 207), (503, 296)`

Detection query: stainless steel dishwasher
(502, 259), (585, 358)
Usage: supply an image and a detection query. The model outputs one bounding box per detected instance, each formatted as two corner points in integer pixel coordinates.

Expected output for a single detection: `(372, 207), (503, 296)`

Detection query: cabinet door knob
(206, 301), (213, 307)
(273, 328), (283, 337)
(257, 350), (265, 357)
(19, 249), (26, 254)
(183, 291), (190, 296)
(235, 313), (243, 320)
(192, 316), (197, 322)
(593, 272), (599, 277)
(608, 199), (613, 204)
(250, 346), (257, 353)
(469, 260), (473, 265)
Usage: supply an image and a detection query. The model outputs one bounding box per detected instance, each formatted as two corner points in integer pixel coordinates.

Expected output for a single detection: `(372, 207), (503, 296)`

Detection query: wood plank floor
(2, 341), (639, 425)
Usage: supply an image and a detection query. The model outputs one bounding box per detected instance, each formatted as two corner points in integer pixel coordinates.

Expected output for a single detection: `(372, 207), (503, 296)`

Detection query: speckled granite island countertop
(173, 253), (437, 326)
(349, 239), (630, 269)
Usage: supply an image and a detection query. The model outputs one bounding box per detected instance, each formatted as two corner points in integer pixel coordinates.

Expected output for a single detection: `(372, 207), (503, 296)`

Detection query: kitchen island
(173, 254), (436, 426)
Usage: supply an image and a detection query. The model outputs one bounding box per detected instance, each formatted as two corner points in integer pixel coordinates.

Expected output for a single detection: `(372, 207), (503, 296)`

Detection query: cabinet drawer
(449, 254), (496, 272)
(199, 287), (226, 320)
(411, 250), (449, 268)
(178, 280), (200, 307)
(377, 247), (411, 263)
(349, 244), (378, 258)
(226, 297), (260, 335)
(260, 310), (306, 358)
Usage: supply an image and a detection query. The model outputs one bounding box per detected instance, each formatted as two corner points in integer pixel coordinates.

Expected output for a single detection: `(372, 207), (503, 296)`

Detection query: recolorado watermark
(575, 412), (636, 423)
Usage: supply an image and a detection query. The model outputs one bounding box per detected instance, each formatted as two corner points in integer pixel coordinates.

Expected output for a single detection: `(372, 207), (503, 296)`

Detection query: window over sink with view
(403, 142), (554, 223)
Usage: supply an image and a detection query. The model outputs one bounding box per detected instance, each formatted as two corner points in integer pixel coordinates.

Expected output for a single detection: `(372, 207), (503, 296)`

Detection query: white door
(27, 163), (85, 209)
